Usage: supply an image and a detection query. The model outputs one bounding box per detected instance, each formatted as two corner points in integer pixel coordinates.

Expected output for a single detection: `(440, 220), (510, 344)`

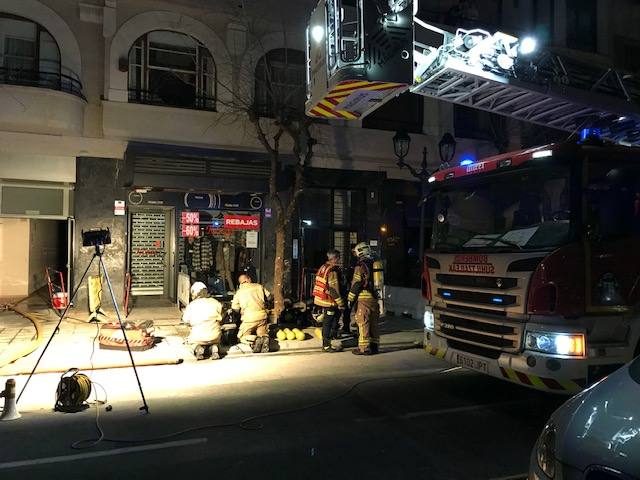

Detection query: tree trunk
(273, 220), (286, 317)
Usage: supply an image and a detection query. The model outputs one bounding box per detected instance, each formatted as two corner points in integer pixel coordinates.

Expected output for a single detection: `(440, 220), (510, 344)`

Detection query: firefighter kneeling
(182, 282), (223, 360)
(232, 275), (272, 353)
(348, 242), (384, 356)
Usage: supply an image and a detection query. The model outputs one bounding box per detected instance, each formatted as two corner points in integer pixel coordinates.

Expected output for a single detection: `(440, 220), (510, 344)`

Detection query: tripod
(17, 244), (150, 413)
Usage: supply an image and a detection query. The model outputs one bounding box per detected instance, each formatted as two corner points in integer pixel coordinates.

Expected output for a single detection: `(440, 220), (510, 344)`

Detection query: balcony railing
(0, 68), (85, 99)
(128, 89), (216, 111)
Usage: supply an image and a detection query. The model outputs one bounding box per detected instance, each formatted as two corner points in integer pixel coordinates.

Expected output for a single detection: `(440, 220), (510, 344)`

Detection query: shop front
(122, 143), (270, 308)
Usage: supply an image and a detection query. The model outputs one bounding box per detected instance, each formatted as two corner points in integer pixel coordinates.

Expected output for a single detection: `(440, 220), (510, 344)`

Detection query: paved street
(0, 348), (565, 479)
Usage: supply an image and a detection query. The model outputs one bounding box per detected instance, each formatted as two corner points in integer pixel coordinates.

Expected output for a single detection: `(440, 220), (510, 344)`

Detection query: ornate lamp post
(393, 130), (456, 264)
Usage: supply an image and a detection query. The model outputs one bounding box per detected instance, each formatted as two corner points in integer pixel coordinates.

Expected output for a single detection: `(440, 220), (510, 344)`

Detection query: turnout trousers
(237, 319), (268, 341)
(355, 298), (380, 353)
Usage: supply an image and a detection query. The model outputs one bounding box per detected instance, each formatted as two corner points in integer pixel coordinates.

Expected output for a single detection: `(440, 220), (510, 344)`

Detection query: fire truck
(305, 0), (640, 392)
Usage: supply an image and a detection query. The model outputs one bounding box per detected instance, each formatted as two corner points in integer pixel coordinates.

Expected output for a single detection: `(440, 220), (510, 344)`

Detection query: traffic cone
(0, 379), (21, 421)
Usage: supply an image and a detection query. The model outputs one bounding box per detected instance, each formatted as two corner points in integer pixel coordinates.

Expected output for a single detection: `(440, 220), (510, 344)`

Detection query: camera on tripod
(82, 228), (112, 247)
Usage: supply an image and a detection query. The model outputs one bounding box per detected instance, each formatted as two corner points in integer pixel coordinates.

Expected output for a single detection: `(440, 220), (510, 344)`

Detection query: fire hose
(0, 302), (44, 369)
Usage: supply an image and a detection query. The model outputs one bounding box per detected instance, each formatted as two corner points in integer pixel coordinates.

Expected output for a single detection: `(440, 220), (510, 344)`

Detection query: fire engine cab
(422, 135), (640, 393)
(306, 0), (640, 392)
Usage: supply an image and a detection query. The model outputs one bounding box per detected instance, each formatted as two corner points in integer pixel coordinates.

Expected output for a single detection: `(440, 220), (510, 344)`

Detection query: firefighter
(232, 274), (272, 353)
(348, 242), (384, 355)
(182, 282), (223, 360)
(313, 249), (346, 353)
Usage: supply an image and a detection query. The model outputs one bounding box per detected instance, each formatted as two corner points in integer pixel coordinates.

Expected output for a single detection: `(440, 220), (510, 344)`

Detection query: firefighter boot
(252, 336), (264, 353)
(352, 348), (372, 356)
(210, 344), (220, 360)
(194, 344), (207, 360)
(370, 343), (379, 355)
(260, 336), (270, 353)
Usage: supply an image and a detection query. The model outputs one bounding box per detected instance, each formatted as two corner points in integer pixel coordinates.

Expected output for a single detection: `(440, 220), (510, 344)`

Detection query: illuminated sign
(223, 215), (260, 230)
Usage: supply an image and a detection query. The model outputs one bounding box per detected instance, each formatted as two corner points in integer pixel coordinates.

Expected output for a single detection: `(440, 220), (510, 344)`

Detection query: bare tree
(218, 13), (315, 316)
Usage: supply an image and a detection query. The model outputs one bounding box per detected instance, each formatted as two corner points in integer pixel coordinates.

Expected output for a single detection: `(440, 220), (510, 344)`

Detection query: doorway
(128, 208), (175, 299)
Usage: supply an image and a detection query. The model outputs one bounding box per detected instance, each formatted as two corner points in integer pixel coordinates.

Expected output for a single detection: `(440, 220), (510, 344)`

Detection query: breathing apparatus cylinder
(373, 259), (385, 316)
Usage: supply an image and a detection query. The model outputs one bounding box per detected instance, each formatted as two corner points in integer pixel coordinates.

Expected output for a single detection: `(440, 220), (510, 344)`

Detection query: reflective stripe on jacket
(313, 263), (345, 308)
(348, 259), (377, 303)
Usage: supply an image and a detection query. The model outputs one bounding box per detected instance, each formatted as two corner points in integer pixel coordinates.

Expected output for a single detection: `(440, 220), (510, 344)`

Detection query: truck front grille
(434, 308), (523, 354)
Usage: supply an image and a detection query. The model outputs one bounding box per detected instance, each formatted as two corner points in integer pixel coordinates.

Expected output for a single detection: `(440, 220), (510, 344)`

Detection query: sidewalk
(0, 294), (424, 376)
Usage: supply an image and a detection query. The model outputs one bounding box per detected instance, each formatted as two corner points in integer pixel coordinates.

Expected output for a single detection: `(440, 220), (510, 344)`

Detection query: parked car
(530, 355), (640, 479)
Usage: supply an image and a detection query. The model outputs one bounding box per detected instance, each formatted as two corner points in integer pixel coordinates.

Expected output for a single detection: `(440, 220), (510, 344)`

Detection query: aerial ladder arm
(306, 0), (640, 145)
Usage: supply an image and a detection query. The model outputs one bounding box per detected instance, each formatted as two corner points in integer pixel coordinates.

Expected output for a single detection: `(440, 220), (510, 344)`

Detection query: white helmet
(190, 282), (207, 299)
(353, 242), (372, 259)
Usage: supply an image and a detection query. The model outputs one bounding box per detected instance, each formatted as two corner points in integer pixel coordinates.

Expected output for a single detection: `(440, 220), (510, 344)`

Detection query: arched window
(254, 48), (305, 118)
(128, 30), (216, 110)
(0, 14), (78, 94)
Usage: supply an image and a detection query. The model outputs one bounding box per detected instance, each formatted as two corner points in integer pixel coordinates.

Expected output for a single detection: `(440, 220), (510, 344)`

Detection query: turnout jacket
(182, 297), (223, 344)
(232, 282), (271, 322)
(348, 258), (377, 303)
(313, 263), (345, 308)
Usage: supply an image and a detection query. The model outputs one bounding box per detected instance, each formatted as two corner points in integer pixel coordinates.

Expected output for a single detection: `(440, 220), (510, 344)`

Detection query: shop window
(0, 14), (79, 95)
(254, 48), (305, 118)
(566, 0), (597, 52)
(128, 30), (216, 110)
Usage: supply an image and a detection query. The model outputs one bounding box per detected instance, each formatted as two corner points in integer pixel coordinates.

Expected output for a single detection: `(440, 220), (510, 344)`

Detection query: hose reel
(54, 368), (92, 413)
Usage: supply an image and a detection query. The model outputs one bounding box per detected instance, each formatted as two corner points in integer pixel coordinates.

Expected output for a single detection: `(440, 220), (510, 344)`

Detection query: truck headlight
(536, 423), (556, 478)
(423, 309), (435, 331)
(525, 331), (585, 357)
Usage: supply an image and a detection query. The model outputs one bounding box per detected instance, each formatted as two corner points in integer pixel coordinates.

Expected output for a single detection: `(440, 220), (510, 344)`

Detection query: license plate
(454, 353), (489, 374)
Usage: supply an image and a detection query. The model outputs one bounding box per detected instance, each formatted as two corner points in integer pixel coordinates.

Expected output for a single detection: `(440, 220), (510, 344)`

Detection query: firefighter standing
(348, 242), (385, 355)
(232, 274), (272, 353)
(312, 249), (346, 353)
(182, 282), (223, 360)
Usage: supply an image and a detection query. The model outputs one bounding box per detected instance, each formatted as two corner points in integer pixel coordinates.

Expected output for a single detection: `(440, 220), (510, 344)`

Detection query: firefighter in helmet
(182, 282), (223, 360)
(313, 249), (346, 353)
(348, 242), (385, 355)
(232, 275), (272, 353)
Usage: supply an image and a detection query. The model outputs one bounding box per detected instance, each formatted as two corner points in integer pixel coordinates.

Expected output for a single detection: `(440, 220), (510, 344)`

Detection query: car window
(630, 355), (640, 385)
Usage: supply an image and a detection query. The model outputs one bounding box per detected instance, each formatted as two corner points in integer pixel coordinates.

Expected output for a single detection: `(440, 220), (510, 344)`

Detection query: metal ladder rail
(410, 19), (640, 144)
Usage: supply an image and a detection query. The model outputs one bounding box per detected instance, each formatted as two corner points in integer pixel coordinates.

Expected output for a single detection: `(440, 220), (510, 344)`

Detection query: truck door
(585, 158), (640, 311)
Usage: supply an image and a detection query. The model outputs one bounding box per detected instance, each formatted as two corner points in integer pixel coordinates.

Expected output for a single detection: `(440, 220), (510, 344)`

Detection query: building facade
(2, 0), (629, 315)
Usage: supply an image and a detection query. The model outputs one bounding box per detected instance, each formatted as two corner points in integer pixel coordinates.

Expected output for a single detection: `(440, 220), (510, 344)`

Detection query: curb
(221, 340), (424, 359)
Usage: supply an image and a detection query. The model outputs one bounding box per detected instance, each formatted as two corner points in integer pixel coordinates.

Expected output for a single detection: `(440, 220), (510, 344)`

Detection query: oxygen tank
(292, 328), (305, 341)
(284, 328), (296, 341)
(276, 329), (287, 341)
(373, 259), (385, 316)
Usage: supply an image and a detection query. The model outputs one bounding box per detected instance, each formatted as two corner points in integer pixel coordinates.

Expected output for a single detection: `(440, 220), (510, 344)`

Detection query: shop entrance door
(129, 209), (174, 298)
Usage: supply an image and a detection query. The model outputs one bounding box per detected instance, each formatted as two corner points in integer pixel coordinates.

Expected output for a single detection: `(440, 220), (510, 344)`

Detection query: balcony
(0, 68), (84, 99)
(128, 88), (215, 111)
(0, 68), (86, 136)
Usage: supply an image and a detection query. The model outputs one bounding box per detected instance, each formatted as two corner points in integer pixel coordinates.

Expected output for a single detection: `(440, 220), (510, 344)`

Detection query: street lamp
(392, 129), (411, 167)
(393, 131), (456, 265)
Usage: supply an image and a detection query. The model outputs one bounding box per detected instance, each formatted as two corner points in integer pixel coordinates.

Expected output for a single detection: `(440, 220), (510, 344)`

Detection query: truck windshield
(432, 167), (572, 251)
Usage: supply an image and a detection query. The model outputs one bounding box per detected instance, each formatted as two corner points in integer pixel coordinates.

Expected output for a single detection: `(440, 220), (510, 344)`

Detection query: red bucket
(52, 292), (68, 310)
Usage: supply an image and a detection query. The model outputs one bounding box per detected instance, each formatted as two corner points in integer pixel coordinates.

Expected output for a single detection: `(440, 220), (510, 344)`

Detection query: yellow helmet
(353, 242), (372, 259)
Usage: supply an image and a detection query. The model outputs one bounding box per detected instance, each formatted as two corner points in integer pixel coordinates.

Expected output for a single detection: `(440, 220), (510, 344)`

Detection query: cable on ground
(71, 368), (449, 449)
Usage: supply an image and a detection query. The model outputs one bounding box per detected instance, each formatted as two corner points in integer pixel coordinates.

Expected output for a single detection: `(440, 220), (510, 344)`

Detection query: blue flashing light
(492, 297), (504, 304)
(579, 128), (601, 143)
(460, 159), (474, 167)
(442, 291), (452, 298)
